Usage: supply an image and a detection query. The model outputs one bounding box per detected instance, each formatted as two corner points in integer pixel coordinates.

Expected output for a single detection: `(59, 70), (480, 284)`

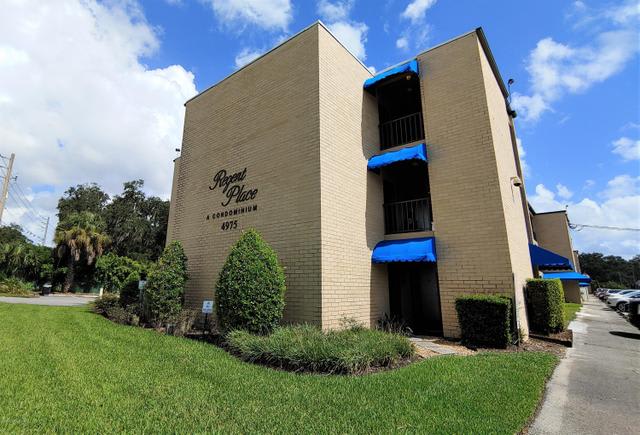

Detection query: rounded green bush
(216, 229), (286, 334)
(144, 241), (188, 325)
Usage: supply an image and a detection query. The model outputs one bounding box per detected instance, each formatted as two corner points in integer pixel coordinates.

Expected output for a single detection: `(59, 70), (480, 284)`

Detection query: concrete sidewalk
(0, 294), (97, 306)
(530, 297), (640, 435)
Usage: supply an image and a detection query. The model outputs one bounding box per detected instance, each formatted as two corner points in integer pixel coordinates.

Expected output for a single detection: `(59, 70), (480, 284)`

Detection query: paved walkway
(530, 297), (640, 435)
(409, 336), (459, 355)
(0, 294), (97, 306)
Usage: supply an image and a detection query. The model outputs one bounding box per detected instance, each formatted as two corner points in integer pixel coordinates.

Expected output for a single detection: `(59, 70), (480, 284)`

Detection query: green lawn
(0, 303), (557, 433)
(564, 303), (582, 327)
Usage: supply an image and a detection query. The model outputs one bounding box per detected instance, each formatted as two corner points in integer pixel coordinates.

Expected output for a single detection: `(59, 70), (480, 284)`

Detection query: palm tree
(54, 212), (110, 293)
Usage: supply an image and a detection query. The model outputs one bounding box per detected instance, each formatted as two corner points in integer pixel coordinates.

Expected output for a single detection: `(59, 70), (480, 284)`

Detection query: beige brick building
(529, 208), (589, 303)
(167, 22), (567, 338)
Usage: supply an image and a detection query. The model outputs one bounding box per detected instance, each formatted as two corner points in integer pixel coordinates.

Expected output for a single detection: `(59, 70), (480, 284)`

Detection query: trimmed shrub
(525, 279), (565, 334)
(143, 241), (188, 326)
(93, 293), (120, 316)
(226, 324), (414, 374)
(95, 253), (143, 296)
(455, 294), (512, 348)
(216, 229), (286, 334)
(629, 300), (640, 329)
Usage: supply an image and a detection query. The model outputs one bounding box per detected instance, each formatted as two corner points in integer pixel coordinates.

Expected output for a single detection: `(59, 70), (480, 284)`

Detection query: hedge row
(525, 279), (565, 334)
(455, 294), (512, 348)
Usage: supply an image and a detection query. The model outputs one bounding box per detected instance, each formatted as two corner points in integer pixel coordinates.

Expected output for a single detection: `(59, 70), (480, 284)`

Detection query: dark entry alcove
(388, 262), (442, 336)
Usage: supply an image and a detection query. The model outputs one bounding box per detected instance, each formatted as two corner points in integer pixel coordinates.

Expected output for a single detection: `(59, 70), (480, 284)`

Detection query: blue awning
(364, 59), (419, 91)
(529, 244), (573, 270)
(372, 237), (436, 263)
(542, 271), (592, 283)
(367, 143), (427, 171)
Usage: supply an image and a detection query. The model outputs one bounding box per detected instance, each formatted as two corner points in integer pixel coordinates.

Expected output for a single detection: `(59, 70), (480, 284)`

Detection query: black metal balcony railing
(379, 112), (425, 150)
(384, 198), (431, 234)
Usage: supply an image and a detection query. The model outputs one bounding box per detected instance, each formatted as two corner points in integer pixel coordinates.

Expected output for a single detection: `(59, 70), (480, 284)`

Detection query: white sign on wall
(202, 300), (214, 314)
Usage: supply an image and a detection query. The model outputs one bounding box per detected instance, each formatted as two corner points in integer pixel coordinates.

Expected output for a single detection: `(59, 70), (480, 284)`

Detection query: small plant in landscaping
(455, 294), (512, 348)
(377, 313), (413, 336)
(93, 293), (120, 316)
(525, 279), (565, 334)
(143, 241), (188, 326)
(216, 229), (285, 334)
(226, 324), (414, 374)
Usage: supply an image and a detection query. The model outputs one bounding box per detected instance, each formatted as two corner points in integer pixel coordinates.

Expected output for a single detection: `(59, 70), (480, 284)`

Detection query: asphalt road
(0, 294), (97, 306)
(530, 297), (640, 435)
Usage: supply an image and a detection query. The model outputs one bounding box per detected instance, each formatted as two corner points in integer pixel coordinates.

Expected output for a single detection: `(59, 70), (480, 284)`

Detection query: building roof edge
(184, 21), (372, 106)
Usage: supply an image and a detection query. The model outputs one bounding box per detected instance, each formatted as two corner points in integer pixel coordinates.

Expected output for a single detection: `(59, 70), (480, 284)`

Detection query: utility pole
(0, 153), (15, 225)
(42, 216), (50, 246)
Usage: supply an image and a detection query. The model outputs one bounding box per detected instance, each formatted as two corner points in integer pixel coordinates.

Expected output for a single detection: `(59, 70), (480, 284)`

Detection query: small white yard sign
(202, 300), (214, 314)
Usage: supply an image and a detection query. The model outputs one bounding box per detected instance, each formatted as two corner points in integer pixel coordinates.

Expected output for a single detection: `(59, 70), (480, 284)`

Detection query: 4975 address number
(220, 220), (238, 231)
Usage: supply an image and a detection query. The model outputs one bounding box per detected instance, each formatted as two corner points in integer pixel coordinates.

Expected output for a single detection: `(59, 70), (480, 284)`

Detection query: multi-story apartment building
(167, 22), (588, 338)
(528, 207), (591, 303)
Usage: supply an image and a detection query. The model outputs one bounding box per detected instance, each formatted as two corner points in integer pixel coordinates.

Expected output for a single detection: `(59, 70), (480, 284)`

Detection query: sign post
(202, 300), (213, 336)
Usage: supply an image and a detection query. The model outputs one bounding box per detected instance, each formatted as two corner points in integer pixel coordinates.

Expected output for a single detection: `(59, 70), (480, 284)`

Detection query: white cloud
(234, 47), (263, 68)
(396, 37), (409, 50)
(516, 137), (531, 178)
(0, 0), (197, 244)
(401, 0), (437, 24)
(367, 65), (376, 74)
(318, 2), (368, 61)
(584, 179), (595, 189)
(601, 174), (640, 200)
(529, 177), (640, 258)
(556, 183), (574, 200)
(317, 0), (352, 22)
(513, 1), (639, 122)
(202, 0), (292, 32)
(612, 136), (640, 161)
(327, 21), (368, 60)
(397, 1), (435, 52)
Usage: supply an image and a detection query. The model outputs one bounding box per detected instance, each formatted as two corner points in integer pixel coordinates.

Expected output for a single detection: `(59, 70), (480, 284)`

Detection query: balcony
(384, 197), (432, 234)
(379, 112), (425, 150)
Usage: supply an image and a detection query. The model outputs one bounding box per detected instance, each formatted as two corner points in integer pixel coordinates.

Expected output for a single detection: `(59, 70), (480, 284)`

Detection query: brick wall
(167, 25), (323, 324)
(317, 26), (387, 328)
(419, 33), (533, 337)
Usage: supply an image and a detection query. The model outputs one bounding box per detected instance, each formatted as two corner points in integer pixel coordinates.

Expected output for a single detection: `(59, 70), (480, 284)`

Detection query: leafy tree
(216, 229), (286, 334)
(103, 180), (169, 261)
(54, 212), (110, 292)
(95, 253), (143, 293)
(143, 241), (187, 325)
(57, 183), (110, 222)
(0, 224), (28, 245)
(0, 242), (52, 283)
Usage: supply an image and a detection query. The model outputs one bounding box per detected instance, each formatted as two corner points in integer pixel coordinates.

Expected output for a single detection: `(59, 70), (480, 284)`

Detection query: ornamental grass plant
(226, 324), (414, 374)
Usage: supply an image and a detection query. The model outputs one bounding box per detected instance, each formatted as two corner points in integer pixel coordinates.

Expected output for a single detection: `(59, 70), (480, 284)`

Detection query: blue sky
(0, 0), (638, 256)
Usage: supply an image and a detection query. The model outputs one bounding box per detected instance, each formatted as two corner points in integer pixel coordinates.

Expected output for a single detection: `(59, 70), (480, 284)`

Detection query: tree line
(579, 252), (640, 289)
(0, 180), (169, 292)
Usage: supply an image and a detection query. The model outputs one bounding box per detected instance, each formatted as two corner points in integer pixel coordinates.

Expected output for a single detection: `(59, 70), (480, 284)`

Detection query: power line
(9, 180), (45, 222)
(569, 223), (640, 232)
(7, 189), (44, 224)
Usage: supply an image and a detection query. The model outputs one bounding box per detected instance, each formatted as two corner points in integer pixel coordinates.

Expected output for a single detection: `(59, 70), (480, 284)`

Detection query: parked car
(601, 289), (624, 301)
(607, 290), (640, 310)
(595, 288), (609, 298)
